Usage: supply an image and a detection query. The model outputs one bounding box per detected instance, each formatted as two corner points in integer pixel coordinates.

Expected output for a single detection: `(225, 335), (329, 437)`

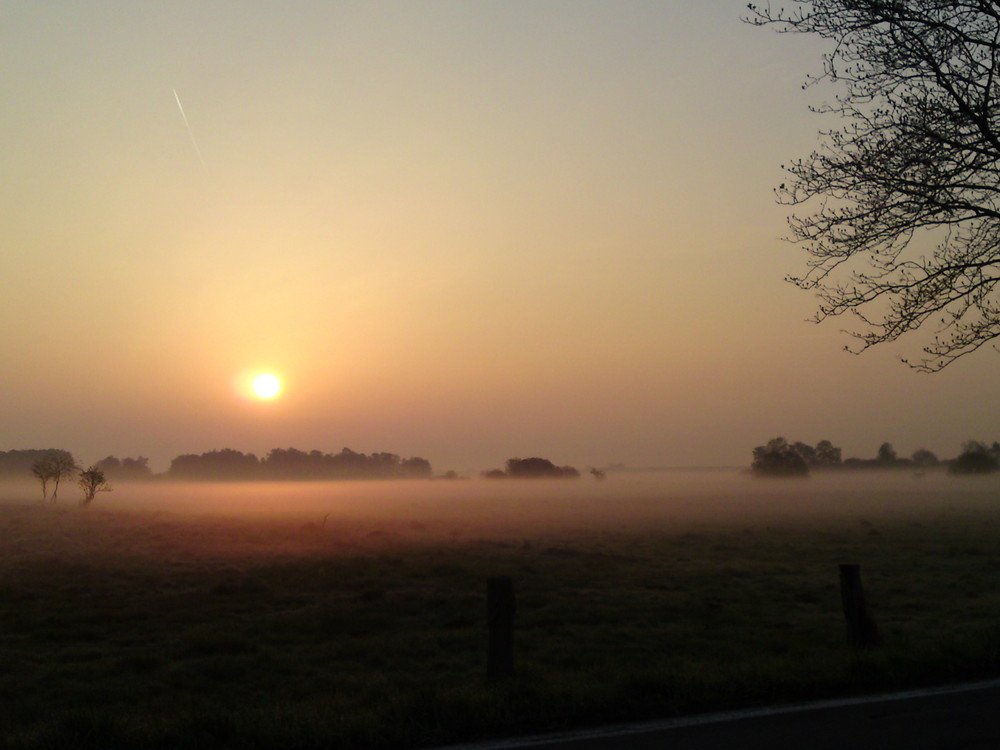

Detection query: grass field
(3, 471), (1000, 749)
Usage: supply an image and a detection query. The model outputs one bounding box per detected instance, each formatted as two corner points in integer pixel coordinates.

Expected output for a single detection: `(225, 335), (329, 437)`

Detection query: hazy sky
(3, 1), (997, 473)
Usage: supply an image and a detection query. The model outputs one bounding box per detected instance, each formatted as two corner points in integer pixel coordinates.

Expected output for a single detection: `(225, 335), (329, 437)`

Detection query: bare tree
(31, 457), (54, 501)
(78, 466), (112, 507)
(747, 2), (1000, 370)
(49, 454), (77, 502)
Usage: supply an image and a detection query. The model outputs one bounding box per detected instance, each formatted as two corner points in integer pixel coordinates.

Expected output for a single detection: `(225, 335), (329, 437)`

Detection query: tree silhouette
(792, 441), (817, 465)
(747, 2), (1000, 370)
(168, 446), (432, 480)
(505, 458), (580, 479)
(31, 458), (53, 501)
(48, 453), (77, 501)
(949, 440), (999, 474)
(751, 437), (810, 477)
(815, 440), (842, 466)
(30, 453), (77, 502)
(96, 455), (122, 475)
(95, 456), (153, 480)
(120, 457), (152, 478)
(78, 465), (112, 506)
(169, 449), (261, 480)
(400, 456), (432, 478)
(877, 442), (898, 465)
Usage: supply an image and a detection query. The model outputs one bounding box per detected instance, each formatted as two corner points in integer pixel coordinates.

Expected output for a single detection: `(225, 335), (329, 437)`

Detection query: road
(437, 679), (1000, 750)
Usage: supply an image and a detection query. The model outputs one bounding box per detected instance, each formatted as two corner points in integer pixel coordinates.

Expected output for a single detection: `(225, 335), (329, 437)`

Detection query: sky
(2, 1), (998, 475)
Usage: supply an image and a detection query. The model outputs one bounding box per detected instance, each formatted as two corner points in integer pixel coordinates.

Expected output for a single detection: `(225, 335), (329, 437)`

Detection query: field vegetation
(3, 472), (1000, 749)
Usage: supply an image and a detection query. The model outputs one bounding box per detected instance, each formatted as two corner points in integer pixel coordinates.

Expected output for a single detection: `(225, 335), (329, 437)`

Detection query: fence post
(839, 564), (880, 650)
(487, 577), (515, 681)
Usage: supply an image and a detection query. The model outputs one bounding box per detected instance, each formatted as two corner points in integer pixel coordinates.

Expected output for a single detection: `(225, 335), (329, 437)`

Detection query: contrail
(172, 88), (205, 167)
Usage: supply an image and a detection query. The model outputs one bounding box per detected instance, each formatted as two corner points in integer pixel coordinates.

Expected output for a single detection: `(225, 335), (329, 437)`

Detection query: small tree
(49, 454), (77, 501)
(31, 457), (54, 501)
(877, 442), (898, 465)
(30, 453), (76, 502)
(78, 465), (112, 506)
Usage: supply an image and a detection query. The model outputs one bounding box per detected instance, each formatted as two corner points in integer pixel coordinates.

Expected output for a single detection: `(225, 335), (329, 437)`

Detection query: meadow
(3, 471), (1000, 749)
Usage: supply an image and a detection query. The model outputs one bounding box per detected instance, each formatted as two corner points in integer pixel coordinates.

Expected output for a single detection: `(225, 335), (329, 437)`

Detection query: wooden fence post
(487, 577), (515, 681)
(839, 564), (880, 650)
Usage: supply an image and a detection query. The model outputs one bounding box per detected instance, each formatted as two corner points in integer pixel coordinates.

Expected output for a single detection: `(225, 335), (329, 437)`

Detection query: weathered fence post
(487, 577), (515, 681)
(839, 564), (880, 650)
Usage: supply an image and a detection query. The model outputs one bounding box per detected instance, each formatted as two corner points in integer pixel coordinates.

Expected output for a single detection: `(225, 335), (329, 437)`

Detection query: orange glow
(7, 5), (1000, 474)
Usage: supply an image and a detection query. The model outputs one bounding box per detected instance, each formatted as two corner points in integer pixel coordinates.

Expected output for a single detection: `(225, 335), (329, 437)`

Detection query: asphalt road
(438, 679), (1000, 750)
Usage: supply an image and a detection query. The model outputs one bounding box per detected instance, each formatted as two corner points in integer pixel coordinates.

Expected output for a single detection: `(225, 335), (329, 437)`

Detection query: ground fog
(5, 469), (998, 528)
(3, 469), (998, 556)
(4, 470), (1000, 749)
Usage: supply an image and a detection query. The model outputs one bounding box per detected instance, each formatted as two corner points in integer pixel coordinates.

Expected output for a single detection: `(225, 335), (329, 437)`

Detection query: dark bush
(751, 438), (810, 478)
(505, 457), (579, 479)
(949, 443), (999, 475)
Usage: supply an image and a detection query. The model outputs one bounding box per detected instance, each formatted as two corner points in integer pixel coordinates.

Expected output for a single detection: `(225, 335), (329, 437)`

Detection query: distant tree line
(1, 446), (433, 483)
(0, 449), (76, 479)
(0, 449), (113, 505)
(751, 438), (1000, 477)
(94, 456), (153, 481)
(481, 457), (580, 479)
(167, 447), (432, 481)
(2, 450), (154, 482)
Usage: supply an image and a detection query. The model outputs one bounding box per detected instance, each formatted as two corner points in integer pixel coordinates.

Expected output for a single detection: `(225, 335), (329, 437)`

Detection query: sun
(252, 373), (282, 399)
